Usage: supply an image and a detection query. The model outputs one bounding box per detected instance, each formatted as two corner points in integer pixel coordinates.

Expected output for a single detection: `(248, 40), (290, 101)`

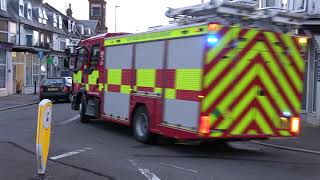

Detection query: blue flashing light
(207, 35), (219, 45)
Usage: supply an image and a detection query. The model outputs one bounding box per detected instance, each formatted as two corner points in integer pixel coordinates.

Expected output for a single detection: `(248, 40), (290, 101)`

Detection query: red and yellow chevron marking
(202, 27), (306, 138)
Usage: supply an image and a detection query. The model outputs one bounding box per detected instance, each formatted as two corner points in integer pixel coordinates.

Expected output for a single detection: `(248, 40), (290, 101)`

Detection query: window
(53, 13), (57, 27)
(40, 33), (44, 43)
(90, 45), (100, 68)
(0, 50), (6, 88)
(259, 0), (282, 8)
(43, 9), (48, 25)
(88, 28), (91, 35)
(72, 21), (76, 34)
(33, 30), (39, 46)
(27, 2), (32, 20)
(81, 25), (84, 34)
(68, 19), (71, 33)
(76, 48), (87, 70)
(1, 0), (7, 11)
(38, 8), (43, 23)
(60, 41), (66, 51)
(0, 20), (8, 42)
(91, 4), (101, 16)
(290, 0), (306, 12)
(19, 0), (24, 17)
(58, 15), (63, 29)
(9, 22), (17, 44)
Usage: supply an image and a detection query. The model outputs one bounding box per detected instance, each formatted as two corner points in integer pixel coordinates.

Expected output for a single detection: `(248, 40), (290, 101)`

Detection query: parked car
(39, 78), (72, 102)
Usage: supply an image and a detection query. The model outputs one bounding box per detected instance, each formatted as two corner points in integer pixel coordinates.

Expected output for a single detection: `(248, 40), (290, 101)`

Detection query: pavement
(256, 120), (320, 153)
(0, 94), (39, 111)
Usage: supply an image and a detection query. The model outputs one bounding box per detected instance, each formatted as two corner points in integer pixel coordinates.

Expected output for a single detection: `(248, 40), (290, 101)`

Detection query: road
(1, 102), (320, 180)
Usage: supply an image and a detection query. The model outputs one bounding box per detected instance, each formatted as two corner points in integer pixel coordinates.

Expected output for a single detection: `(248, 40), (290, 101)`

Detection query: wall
(19, 24), (26, 46)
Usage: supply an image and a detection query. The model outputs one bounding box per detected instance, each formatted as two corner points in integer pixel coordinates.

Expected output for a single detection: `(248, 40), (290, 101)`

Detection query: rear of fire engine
(71, 2), (308, 143)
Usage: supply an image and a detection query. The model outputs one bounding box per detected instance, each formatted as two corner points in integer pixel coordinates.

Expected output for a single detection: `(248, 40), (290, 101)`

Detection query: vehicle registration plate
(48, 88), (58, 91)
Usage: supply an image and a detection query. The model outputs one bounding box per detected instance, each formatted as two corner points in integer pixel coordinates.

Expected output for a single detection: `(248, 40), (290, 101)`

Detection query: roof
(7, 0), (67, 36)
(78, 20), (99, 31)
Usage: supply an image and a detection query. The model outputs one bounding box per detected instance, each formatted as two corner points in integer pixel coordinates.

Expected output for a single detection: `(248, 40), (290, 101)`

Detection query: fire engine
(71, 1), (308, 143)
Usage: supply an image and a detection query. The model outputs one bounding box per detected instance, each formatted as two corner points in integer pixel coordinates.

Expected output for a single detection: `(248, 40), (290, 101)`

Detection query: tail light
(63, 86), (68, 93)
(290, 117), (300, 134)
(199, 116), (210, 135)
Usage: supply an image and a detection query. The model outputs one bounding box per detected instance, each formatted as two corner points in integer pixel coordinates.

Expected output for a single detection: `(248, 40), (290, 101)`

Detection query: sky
(43, 0), (210, 33)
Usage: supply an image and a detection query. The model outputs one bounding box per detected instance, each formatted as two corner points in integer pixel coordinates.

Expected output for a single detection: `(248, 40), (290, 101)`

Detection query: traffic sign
(36, 99), (53, 175)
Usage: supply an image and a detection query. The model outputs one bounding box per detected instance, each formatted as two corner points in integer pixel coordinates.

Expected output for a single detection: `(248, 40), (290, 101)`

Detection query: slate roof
(78, 20), (98, 32)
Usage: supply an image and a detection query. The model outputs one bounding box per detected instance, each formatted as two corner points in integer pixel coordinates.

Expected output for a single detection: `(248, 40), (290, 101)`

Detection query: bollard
(34, 80), (37, 95)
(35, 99), (52, 179)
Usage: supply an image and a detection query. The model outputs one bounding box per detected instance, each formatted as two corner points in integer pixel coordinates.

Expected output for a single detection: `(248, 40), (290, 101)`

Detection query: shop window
(90, 45), (100, 68)
(0, 50), (6, 88)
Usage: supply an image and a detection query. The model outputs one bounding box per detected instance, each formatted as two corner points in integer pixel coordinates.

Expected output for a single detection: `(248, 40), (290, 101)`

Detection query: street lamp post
(115, 5), (120, 33)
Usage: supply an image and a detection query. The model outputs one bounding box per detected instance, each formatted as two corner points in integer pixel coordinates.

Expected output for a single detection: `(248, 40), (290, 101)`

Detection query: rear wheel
(80, 95), (90, 123)
(133, 106), (156, 144)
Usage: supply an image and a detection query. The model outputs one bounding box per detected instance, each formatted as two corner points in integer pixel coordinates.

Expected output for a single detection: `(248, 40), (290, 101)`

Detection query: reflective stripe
(105, 25), (208, 46)
(165, 89), (176, 99)
(108, 69), (122, 85)
(73, 71), (82, 84)
(136, 69), (156, 87)
(88, 70), (99, 85)
(120, 85), (131, 94)
(176, 69), (202, 91)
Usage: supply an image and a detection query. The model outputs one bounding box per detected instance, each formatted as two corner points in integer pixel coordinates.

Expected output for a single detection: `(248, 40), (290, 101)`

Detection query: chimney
(66, 3), (73, 17)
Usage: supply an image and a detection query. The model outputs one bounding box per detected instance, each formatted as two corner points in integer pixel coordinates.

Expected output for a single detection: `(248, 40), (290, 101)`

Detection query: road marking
(57, 115), (80, 125)
(50, 147), (92, 160)
(129, 159), (161, 180)
(252, 141), (320, 155)
(138, 169), (161, 180)
(159, 163), (198, 173)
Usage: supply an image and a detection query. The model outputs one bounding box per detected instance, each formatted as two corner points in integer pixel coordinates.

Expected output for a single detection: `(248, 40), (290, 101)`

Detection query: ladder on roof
(165, 0), (304, 33)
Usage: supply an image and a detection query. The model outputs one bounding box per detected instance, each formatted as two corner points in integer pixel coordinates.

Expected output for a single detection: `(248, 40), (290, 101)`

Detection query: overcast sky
(43, 0), (209, 33)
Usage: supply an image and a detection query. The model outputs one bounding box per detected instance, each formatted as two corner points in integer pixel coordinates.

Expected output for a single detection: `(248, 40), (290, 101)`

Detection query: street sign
(36, 99), (52, 175)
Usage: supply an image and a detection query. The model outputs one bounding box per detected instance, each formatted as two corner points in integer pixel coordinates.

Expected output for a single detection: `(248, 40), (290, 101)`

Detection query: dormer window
(68, 19), (72, 33)
(38, 8), (43, 23)
(81, 25), (84, 35)
(27, 2), (32, 20)
(0, 0), (7, 11)
(72, 21), (76, 34)
(53, 13), (57, 27)
(43, 9), (48, 24)
(19, 0), (24, 17)
(58, 15), (62, 29)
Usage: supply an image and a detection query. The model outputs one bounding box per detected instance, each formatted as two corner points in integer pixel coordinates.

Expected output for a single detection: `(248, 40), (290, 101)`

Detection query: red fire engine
(71, 4), (308, 143)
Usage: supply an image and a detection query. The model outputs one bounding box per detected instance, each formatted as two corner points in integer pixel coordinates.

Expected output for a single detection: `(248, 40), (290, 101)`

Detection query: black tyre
(80, 95), (90, 123)
(133, 106), (157, 144)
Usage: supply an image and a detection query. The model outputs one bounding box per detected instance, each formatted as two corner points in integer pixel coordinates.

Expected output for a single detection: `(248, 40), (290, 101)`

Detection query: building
(0, 0), (15, 96)
(87, 0), (107, 34)
(0, 0), (97, 96)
